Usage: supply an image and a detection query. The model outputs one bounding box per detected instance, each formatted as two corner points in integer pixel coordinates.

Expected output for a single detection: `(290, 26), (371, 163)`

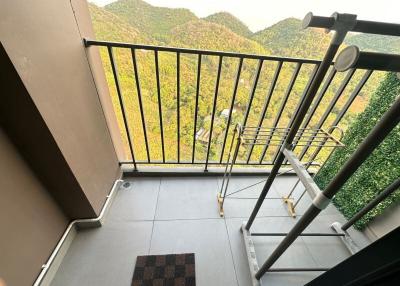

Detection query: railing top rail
(84, 39), (326, 65)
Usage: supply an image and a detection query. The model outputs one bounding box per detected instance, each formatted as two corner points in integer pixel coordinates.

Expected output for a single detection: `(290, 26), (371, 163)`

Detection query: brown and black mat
(131, 253), (196, 286)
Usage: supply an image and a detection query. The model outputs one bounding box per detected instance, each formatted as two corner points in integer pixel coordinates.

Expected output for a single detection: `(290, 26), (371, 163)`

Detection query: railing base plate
(331, 222), (360, 255)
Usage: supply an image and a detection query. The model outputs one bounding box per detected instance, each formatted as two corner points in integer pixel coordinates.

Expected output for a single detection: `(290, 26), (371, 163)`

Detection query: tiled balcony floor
(51, 176), (370, 286)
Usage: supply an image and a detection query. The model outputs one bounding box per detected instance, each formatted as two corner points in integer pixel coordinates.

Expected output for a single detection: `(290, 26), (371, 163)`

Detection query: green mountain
(105, 0), (197, 42)
(203, 12), (252, 38)
(252, 18), (332, 58)
(89, 3), (153, 43)
(252, 18), (399, 57)
(88, 1), (385, 165)
(88, 2), (303, 164)
(345, 33), (400, 54)
(168, 19), (266, 53)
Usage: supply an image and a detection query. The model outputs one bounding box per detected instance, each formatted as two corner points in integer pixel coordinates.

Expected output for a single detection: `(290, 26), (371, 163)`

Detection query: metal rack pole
(335, 45), (400, 72)
(303, 12), (400, 36)
(221, 133), (242, 203)
(245, 13), (357, 231)
(291, 127), (344, 211)
(218, 125), (242, 216)
(341, 178), (400, 231)
(219, 127), (237, 195)
(255, 96), (400, 279)
(285, 70), (372, 207)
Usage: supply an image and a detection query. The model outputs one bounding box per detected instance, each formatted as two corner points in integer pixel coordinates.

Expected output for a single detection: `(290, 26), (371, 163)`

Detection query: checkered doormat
(131, 253), (196, 286)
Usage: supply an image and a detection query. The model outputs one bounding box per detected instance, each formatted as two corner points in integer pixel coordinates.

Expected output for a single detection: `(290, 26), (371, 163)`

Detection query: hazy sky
(90, 0), (400, 32)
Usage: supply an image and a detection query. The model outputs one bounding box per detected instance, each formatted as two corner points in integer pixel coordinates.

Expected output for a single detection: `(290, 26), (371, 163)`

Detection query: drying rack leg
(217, 192), (224, 217)
(217, 126), (241, 217)
(282, 197), (296, 218)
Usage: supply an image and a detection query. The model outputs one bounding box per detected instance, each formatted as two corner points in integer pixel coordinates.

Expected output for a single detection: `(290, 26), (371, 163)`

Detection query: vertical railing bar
(205, 55), (223, 171)
(259, 62), (302, 163)
(301, 69), (373, 170)
(219, 58), (243, 163)
(177, 52), (181, 163)
(192, 54), (202, 163)
(242, 59), (264, 126)
(107, 47), (137, 170)
(154, 50), (165, 163)
(293, 71), (379, 218)
(287, 67), (337, 160)
(271, 64), (319, 164)
(335, 70), (373, 124)
(301, 68), (337, 129)
(298, 68), (356, 160)
(131, 48), (150, 162)
(245, 61), (283, 163)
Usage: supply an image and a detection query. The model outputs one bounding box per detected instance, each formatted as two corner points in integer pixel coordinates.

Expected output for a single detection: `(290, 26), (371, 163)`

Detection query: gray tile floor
(51, 176), (370, 286)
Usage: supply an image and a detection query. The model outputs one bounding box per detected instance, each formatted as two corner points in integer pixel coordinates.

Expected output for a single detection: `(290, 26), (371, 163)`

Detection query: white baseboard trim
(34, 179), (123, 286)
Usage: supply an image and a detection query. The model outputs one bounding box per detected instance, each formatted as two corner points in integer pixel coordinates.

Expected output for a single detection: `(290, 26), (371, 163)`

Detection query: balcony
(49, 23), (399, 286)
(50, 176), (370, 286)
(1, 2), (400, 286)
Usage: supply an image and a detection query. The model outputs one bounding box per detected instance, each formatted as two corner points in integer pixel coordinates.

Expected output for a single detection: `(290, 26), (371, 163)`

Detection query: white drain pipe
(33, 179), (123, 286)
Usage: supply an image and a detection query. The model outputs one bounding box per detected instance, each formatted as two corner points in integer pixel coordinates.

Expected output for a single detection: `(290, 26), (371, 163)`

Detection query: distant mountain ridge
(98, 0), (397, 57)
(203, 12), (252, 38)
(97, 0), (267, 54)
(98, 0), (330, 58)
(345, 33), (400, 54)
(252, 18), (332, 58)
(105, 0), (197, 42)
(168, 19), (267, 53)
(89, 3), (154, 44)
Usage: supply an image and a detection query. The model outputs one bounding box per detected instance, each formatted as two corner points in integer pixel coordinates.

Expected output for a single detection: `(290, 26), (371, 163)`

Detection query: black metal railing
(84, 39), (375, 171)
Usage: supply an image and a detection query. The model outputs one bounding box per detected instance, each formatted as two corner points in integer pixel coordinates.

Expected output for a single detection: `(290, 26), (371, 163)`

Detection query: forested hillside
(203, 12), (252, 38)
(168, 20), (266, 53)
(105, 0), (197, 42)
(89, 3), (153, 43)
(345, 33), (400, 54)
(252, 18), (332, 58)
(88, 0), (388, 165)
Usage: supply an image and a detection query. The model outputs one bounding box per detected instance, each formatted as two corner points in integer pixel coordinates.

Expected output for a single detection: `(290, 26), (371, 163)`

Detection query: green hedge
(315, 72), (400, 230)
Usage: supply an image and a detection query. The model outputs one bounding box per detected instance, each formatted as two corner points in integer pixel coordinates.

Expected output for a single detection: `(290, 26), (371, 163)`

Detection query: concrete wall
(0, 0), (123, 284)
(0, 128), (69, 286)
(0, 0), (121, 214)
(71, 0), (127, 162)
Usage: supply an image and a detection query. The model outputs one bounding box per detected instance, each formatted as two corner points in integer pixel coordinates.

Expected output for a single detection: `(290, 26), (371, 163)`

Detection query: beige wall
(0, 0), (123, 283)
(0, 128), (68, 286)
(0, 0), (121, 214)
(71, 0), (127, 162)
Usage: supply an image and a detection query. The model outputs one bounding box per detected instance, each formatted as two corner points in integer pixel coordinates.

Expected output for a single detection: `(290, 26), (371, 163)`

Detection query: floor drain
(123, 182), (131, 188)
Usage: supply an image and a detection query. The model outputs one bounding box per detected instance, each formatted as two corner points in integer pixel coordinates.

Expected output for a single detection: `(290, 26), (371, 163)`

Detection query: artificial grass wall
(314, 72), (400, 230)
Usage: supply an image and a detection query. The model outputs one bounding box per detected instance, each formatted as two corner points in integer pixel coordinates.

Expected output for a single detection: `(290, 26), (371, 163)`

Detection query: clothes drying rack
(217, 124), (344, 217)
(232, 12), (400, 286)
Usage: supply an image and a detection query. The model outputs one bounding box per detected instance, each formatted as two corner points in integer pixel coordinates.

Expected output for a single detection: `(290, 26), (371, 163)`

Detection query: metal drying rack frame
(217, 123), (344, 217)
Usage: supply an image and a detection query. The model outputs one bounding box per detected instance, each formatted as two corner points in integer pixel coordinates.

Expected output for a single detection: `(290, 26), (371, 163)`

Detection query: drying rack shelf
(217, 123), (345, 218)
(239, 126), (344, 148)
